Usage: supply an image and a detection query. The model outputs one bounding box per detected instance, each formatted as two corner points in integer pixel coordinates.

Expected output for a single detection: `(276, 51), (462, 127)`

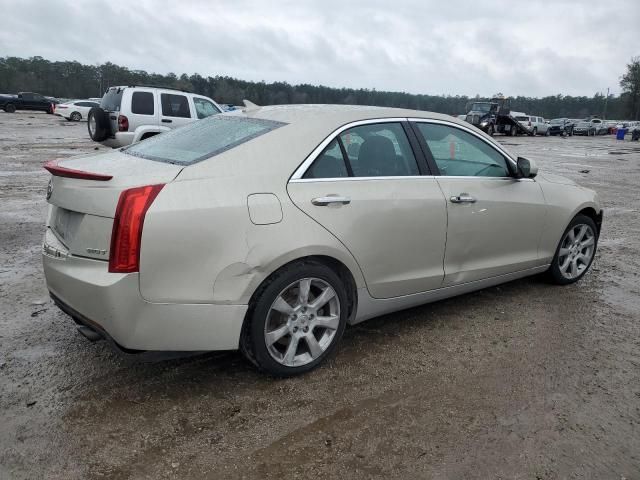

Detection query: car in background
(515, 115), (534, 135)
(590, 118), (608, 135)
(573, 121), (596, 136)
(0, 91), (55, 113)
(43, 105), (602, 376)
(55, 100), (100, 121)
(548, 118), (574, 136)
(87, 85), (223, 148)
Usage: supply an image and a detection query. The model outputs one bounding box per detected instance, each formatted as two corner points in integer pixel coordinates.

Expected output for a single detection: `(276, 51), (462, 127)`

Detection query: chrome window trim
(289, 117), (413, 181)
(289, 116), (520, 182)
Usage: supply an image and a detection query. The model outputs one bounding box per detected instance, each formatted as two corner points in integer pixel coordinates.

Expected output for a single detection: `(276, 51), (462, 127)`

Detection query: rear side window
(161, 93), (190, 118)
(101, 88), (123, 112)
(303, 140), (348, 179)
(131, 91), (155, 115)
(123, 115), (287, 165)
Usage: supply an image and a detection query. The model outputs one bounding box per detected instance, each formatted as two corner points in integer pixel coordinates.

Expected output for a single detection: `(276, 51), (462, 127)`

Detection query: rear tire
(532, 127), (538, 136)
(4, 103), (16, 113)
(87, 107), (110, 142)
(548, 214), (598, 285)
(70, 111), (82, 121)
(240, 261), (348, 377)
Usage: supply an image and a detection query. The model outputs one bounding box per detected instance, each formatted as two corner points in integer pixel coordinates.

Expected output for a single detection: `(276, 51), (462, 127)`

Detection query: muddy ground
(1, 111), (639, 479)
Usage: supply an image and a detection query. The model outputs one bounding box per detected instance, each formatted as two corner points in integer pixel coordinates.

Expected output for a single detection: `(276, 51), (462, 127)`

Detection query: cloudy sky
(1, 0), (638, 97)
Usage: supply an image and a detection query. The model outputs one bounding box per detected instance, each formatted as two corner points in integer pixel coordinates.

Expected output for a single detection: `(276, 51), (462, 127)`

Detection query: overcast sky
(1, 0), (638, 97)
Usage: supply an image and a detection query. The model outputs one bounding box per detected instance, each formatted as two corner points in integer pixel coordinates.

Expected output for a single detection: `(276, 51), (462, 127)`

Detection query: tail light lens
(109, 184), (164, 273)
(118, 114), (129, 132)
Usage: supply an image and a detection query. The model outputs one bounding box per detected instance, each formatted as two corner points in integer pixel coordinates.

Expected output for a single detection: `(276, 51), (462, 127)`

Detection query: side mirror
(515, 157), (538, 179)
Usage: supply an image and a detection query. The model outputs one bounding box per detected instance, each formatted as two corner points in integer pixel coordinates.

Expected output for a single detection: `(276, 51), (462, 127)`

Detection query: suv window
(415, 123), (510, 177)
(303, 140), (349, 179)
(340, 123), (419, 177)
(123, 115), (286, 165)
(193, 97), (220, 119)
(161, 93), (190, 118)
(131, 91), (155, 115)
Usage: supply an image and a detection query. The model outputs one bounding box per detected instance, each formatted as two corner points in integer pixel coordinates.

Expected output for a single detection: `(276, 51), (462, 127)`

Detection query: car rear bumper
(100, 132), (135, 148)
(43, 239), (247, 352)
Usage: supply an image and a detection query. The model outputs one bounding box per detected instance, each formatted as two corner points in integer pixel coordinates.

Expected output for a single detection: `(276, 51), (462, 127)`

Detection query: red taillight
(118, 114), (129, 132)
(109, 184), (164, 273)
(44, 159), (113, 181)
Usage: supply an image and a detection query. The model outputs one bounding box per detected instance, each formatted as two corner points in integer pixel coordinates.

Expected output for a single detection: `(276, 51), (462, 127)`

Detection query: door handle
(162, 118), (172, 123)
(450, 193), (477, 203)
(311, 195), (351, 206)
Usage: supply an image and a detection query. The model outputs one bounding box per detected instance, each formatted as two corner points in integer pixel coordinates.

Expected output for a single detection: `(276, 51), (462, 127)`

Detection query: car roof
(238, 104), (466, 130)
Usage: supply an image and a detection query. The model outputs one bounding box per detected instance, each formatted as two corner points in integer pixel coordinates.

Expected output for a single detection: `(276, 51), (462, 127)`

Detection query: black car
(0, 92), (56, 113)
(548, 118), (574, 136)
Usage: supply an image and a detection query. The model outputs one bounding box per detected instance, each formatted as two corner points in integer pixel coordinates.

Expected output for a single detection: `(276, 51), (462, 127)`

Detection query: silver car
(43, 105), (602, 376)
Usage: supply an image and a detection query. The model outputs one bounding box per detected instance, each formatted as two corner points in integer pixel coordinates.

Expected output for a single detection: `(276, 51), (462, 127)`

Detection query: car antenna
(242, 100), (261, 112)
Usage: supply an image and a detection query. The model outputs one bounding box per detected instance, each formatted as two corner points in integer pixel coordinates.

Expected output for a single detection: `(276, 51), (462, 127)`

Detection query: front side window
(161, 93), (190, 118)
(123, 115), (286, 165)
(193, 97), (221, 119)
(415, 123), (510, 177)
(131, 91), (155, 115)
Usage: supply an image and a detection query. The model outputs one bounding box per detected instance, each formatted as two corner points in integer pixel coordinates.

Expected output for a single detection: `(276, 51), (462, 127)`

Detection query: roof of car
(239, 104), (465, 129)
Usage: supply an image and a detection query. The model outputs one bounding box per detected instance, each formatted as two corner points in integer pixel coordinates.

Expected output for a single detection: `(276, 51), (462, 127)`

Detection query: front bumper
(43, 233), (247, 351)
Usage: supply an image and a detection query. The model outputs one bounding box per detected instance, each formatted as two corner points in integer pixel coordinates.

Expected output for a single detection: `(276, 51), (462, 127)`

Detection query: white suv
(515, 115), (549, 136)
(88, 85), (223, 147)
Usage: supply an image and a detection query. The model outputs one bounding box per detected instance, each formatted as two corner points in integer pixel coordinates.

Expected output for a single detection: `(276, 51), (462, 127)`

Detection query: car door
(411, 120), (547, 286)
(20, 93), (34, 110)
(160, 92), (193, 129)
(287, 120), (448, 299)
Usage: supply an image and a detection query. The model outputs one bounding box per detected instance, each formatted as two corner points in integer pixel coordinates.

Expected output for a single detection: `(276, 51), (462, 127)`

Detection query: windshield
(515, 116), (529, 121)
(550, 119), (565, 124)
(100, 87), (123, 112)
(470, 103), (492, 113)
(123, 115), (287, 165)
(577, 122), (590, 127)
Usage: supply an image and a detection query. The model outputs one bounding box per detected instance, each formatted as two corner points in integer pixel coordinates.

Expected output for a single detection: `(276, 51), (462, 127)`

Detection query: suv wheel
(87, 107), (110, 142)
(241, 261), (348, 377)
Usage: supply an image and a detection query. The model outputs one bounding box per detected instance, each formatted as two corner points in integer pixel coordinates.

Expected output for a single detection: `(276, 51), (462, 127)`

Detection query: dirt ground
(1, 111), (639, 480)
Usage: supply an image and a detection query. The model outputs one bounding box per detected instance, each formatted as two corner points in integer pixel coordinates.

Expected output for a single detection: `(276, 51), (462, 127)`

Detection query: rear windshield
(100, 87), (123, 112)
(515, 116), (529, 121)
(123, 115), (287, 165)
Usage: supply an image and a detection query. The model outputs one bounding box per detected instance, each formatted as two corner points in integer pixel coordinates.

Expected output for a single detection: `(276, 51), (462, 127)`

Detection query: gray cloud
(0, 0), (638, 97)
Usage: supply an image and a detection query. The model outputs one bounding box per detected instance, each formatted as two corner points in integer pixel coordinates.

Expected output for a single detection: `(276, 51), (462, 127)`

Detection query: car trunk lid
(45, 150), (183, 260)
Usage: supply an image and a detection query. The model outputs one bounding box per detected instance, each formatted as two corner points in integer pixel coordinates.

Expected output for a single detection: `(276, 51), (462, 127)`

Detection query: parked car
(548, 118), (574, 136)
(43, 105), (602, 376)
(55, 100), (100, 121)
(87, 85), (223, 147)
(0, 91), (55, 113)
(573, 121), (597, 136)
(514, 115), (549, 135)
(589, 118), (608, 135)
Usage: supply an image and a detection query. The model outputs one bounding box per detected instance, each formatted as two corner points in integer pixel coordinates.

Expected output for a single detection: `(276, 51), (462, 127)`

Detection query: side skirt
(351, 265), (549, 325)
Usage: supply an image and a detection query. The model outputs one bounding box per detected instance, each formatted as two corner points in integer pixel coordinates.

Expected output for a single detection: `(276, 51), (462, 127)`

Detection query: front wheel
(486, 124), (494, 136)
(241, 261), (348, 376)
(548, 214), (598, 285)
(70, 111), (82, 121)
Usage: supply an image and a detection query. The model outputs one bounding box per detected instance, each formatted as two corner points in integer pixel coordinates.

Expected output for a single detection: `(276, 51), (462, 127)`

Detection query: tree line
(0, 56), (637, 120)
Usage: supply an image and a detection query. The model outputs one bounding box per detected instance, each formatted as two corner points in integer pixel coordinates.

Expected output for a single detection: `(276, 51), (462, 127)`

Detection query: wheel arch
(576, 206), (603, 235)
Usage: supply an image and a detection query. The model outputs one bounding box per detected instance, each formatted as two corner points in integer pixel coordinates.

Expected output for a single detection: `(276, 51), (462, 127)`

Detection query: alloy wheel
(557, 224), (596, 280)
(264, 278), (340, 367)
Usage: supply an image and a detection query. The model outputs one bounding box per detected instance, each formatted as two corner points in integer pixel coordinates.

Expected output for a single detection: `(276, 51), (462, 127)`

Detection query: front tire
(70, 111), (82, 121)
(241, 261), (348, 377)
(548, 214), (598, 285)
(486, 124), (494, 136)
